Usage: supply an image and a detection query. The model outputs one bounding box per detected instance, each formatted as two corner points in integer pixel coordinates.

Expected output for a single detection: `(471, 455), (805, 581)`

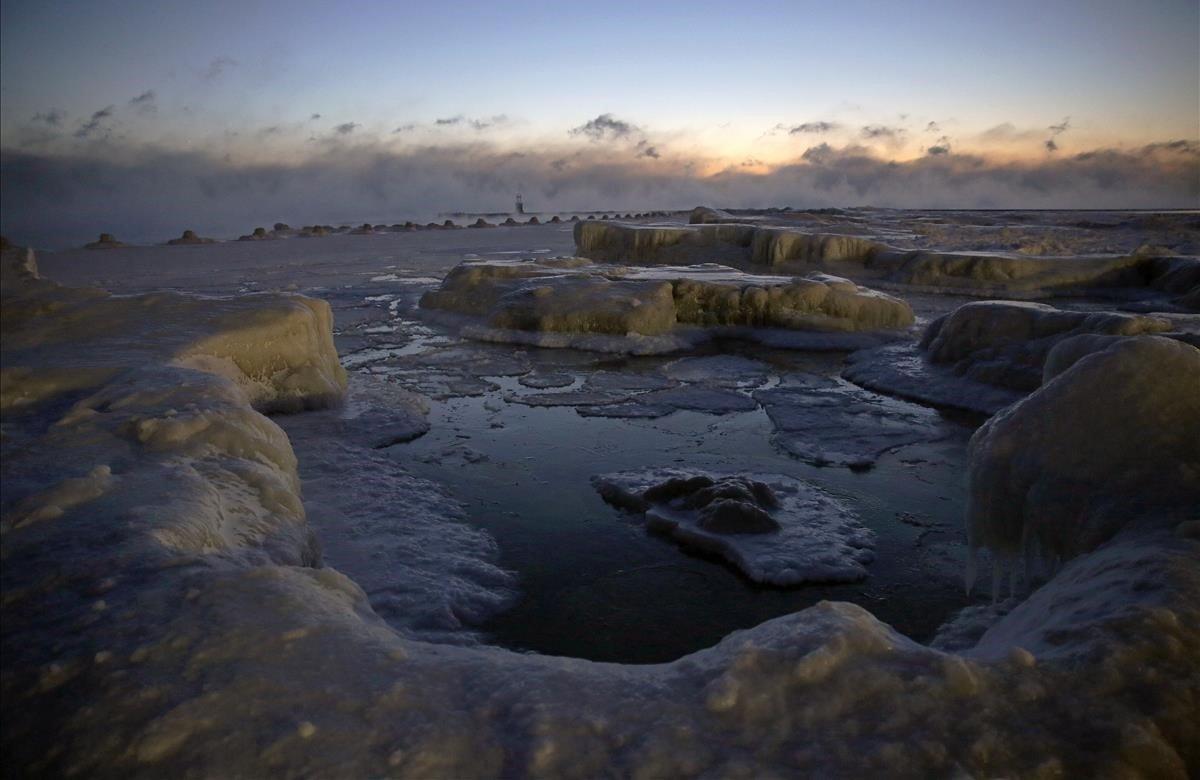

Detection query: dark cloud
(32, 110), (65, 127)
(927, 136), (952, 156)
(435, 116), (464, 126)
(203, 56), (238, 81)
(259, 125), (282, 136)
(393, 123), (416, 134)
(785, 121), (839, 134)
(129, 90), (157, 115)
(861, 125), (904, 140)
(74, 106), (115, 139)
(310, 113), (322, 120)
(334, 122), (359, 135)
(638, 145), (661, 159)
(1045, 116), (1071, 153)
(741, 159), (764, 167)
(800, 143), (833, 164)
(925, 121), (940, 133)
(2, 139), (1195, 249)
(570, 113), (636, 141)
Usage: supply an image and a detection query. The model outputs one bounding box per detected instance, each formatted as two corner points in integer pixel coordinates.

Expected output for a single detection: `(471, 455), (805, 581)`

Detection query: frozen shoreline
(4, 235), (1198, 776)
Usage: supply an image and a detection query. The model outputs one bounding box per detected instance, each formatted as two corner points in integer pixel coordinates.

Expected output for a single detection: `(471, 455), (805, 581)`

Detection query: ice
(843, 343), (1026, 415)
(276, 375), (515, 643)
(965, 335), (1200, 571)
(922, 300), (1175, 391)
(575, 218), (1195, 299)
(755, 383), (944, 468)
(5, 237), (1200, 777)
(636, 385), (758, 414)
(419, 257), (915, 355)
(661, 355), (771, 388)
(593, 469), (875, 584)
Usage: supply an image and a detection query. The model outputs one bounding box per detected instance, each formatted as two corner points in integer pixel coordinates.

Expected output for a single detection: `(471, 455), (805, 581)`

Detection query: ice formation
(966, 335), (1200, 574)
(844, 300), (1197, 415)
(419, 257), (914, 354)
(3, 242), (1199, 777)
(575, 218), (1198, 299)
(593, 469), (875, 584)
(755, 382), (944, 468)
(921, 300), (1178, 391)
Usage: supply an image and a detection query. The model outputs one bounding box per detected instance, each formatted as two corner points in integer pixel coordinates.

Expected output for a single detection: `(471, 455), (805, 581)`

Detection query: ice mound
(593, 468), (874, 584)
(755, 382), (944, 468)
(166, 229), (216, 245)
(843, 300), (1195, 415)
(966, 335), (1200, 576)
(575, 219), (1189, 298)
(921, 300), (1175, 391)
(419, 257), (914, 354)
(83, 232), (126, 249)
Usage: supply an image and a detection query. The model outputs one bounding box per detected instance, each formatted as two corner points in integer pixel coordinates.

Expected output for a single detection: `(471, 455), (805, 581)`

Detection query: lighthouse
(515, 193), (524, 215)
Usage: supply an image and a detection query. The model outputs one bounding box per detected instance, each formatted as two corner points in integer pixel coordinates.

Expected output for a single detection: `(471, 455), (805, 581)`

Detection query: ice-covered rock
(843, 300), (1194, 415)
(593, 469), (874, 584)
(419, 258), (914, 354)
(966, 335), (1200, 578)
(575, 220), (1187, 298)
(921, 300), (1175, 391)
(83, 232), (125, 249)
(166, 229), (216, 245)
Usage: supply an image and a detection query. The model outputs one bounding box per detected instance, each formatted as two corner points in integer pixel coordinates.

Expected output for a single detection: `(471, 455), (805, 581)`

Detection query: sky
(1, 0), (1197, 246)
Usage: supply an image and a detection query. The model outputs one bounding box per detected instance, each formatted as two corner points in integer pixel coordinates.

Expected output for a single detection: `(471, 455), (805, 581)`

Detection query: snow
(593, 468), (875, 584)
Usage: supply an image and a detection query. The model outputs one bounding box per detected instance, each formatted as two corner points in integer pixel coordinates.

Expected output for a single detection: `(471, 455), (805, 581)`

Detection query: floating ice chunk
(575, 402), (676, 419)
(637, 385), (757, 414)
(582, 370), (677, 393)
(755, 383), (943, 468)
(593, 468), (874, 585)
(661, 355), (772, 388)
(508, 390), (629, 407)
(518, 371), (576, 389)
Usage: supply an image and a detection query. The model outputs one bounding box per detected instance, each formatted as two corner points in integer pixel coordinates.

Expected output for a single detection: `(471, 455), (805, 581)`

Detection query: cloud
(74, 106), (115, 139)
(2, 138), (1195, 248)
(785, 121), (839, 134)
(393, 123), (416, 134)
(570, 113), (636, 141)
(469, 115), (508, 131)
(129, 90), (157, 115)
(925, 121), (941, 133)
(310, 113), (322, 120)
(334, 122), (359, 135)
(637, 143), (661, 159)
(203, 56), (238, 81)
(435, 116), (464, 126)
(259, 125), (282, 136)
(861, 125), (904, 140)
(32, 110), (65, 127)
(1045, 116), (1071, 153)
(927, 136), (952, 156)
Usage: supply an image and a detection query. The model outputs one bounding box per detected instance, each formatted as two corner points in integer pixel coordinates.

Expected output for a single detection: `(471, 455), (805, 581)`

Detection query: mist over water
(4, 139), (1197, 249)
